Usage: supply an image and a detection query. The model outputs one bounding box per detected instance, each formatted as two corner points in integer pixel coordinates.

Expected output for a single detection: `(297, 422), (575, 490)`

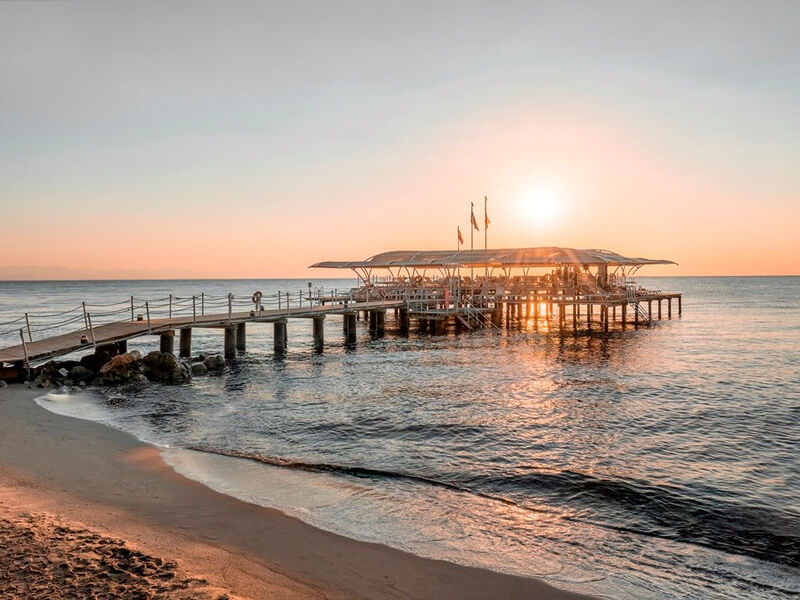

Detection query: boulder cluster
(26, 344), (226, 388)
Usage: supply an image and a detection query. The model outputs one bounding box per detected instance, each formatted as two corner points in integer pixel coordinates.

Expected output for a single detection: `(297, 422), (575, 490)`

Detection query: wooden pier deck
(0, 300), (403, 366)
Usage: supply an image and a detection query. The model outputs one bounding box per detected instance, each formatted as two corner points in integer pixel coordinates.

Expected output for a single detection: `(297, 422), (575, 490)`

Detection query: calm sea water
(3, 277), (799, 598)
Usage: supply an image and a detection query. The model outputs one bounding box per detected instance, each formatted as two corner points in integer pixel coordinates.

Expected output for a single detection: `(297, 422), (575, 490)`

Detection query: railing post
(228, 293), (232, 323)
(278, 291), (282, 310)
(19, 329), (29, 367)
(24, 313), (32, 342)
(82, 302), (88, 330)
(201, 292), (205, 316)
(169, 294), (173, 319)
(87, 313), (96, 348)
(192, 296), (196, 325)
(130, 296), (134, 321)
(145, 301), (151, 333)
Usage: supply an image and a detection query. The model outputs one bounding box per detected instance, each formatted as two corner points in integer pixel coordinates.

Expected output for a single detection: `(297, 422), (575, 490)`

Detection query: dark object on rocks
(69, 365), (95, 383)
(142, 351), (191, 384)
(79, 344), (120, 373)
(191, 362), (208, 376)
(204, 355), (225, 372)
(99, 351), (144, 385)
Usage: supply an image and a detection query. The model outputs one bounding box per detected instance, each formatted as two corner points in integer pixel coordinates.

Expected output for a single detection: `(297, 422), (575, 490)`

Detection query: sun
(520, 186), (560, 224)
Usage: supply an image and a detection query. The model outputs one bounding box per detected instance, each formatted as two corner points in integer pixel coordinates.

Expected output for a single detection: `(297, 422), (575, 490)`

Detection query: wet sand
(0, 385), (593, 600)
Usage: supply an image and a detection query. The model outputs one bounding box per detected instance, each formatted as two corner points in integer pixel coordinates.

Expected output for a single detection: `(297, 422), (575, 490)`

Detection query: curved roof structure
(310, 247), (676, 269)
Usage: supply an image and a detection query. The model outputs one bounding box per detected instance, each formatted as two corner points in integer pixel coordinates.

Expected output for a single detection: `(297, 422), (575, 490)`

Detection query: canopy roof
(311, 247), (676, 270)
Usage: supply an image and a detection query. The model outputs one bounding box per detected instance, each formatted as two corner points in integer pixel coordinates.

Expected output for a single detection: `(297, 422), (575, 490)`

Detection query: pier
(0, 247), (680, 378)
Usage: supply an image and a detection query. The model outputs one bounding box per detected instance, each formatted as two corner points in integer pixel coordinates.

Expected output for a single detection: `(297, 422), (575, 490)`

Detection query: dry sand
(0, 385), (594, 600)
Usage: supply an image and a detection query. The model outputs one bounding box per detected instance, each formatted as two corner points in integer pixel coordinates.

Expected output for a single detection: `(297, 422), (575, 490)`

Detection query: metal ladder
(625, 279), (653, 325)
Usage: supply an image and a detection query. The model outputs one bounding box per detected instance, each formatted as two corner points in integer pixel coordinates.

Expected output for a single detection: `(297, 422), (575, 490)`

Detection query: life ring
(251, 291), (263, 304)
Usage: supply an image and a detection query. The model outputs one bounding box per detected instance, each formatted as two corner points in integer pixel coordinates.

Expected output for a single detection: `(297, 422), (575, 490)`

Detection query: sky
(1, 0), (798, 278)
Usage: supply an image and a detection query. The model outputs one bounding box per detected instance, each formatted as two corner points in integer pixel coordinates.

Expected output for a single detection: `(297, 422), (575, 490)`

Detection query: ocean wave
(482, 470), (800, 569)
(187, 445), (800, 569)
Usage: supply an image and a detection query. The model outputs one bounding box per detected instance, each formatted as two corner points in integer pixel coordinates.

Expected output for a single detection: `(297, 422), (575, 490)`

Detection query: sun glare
(520, 186), (561, 224)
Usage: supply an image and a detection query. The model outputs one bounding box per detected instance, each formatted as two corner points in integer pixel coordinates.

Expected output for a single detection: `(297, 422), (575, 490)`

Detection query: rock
(0, 380), (7, 391)
(79, 353), (103, 373)
(191, 354), (206, 363)
(69, 365), (95, 383)
(99, 351), (144, 385)
(28, 363), (54, 386)
(129, 374), (149, 385)
(58, 368), (69, 378)
(53, 360), (81, 373)
(143, 351), (191, 384)
(204, 355), (225, 372)
(191, 362), (208, 376)
(89, 375), (105, 387)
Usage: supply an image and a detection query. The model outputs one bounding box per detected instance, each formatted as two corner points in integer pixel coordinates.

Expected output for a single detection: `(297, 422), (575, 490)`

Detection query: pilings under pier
(344, 312), (357, 344)
(274, 320), (287, 353)
(313, 316), (324, 351)
(236, 322), (246, 352)
(159, 331), (174, 354)
(224, 326), (237, 359)
(179, 328), (192, 357)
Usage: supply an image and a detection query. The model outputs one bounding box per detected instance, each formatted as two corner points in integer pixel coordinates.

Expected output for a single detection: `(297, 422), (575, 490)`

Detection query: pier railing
(0, 287), (362, 348)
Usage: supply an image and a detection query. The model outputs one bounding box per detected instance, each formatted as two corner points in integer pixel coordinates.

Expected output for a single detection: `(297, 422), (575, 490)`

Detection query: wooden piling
(236, 322), (246, 352)
(274, 320), (287, 353)
(345, 313), (357, 344)
(179, 328), (192, 357)
(668, 299), (672, 319)
(376, 311), (386, 337)
(224, 326), (237, 359)
(399, 308), (410, 332)
(159, 331), (175, 355)
(312, 316), (324, 351)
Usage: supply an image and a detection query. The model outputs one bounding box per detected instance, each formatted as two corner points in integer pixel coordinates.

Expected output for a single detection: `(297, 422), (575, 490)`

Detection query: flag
(484, 196), (490, 228)
(470, 204), (480, 231)
(457, 226), (464, 246)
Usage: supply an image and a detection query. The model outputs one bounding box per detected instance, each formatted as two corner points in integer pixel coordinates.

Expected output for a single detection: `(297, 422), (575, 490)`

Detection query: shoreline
(0, 384), (593, 600)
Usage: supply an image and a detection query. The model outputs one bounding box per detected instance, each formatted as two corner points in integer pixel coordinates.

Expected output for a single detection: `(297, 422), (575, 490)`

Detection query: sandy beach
(0, 384), (592, 600)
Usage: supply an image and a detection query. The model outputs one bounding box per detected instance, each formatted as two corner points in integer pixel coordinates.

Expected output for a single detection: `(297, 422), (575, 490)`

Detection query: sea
(1, 277), (798, 599)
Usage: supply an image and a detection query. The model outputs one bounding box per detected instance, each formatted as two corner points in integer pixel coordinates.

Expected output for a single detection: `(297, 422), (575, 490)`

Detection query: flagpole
(484, 196), (488, 280)
(470, 202), (474, 282)
(456, 226), (460, 277)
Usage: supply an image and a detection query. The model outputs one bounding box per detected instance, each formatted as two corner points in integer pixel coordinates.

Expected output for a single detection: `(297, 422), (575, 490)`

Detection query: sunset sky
(1, 1), (798, 278)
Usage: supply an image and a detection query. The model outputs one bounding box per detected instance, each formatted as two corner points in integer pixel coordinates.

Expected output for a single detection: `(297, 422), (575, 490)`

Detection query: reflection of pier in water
(0, 247), (680, 376)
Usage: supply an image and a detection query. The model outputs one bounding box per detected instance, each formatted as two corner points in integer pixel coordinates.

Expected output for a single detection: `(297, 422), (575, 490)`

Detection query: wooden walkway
(0, 300), (403, 366)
